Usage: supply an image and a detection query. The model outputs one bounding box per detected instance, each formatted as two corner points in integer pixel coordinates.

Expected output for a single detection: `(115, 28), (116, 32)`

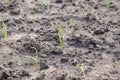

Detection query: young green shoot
(64, 76), (68, 80)
(58, 23), (64, 49)
(2, 20), (7, 41)
(45, 0), (50, 12)
(89, 6), (94, 20)
(70, 19), (75, 34)
(24, 47), (39, 70)
(105, 0), (110, 9)
(80, 64), (87, 80)
(76, 60), (80, 68)
(7, 0), (11, 5)
(32, 9), (35, 23)
(76, 62), (87, 80)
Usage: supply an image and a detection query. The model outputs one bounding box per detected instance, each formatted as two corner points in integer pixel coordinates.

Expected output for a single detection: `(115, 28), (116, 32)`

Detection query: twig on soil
(24, 47), (39, 70)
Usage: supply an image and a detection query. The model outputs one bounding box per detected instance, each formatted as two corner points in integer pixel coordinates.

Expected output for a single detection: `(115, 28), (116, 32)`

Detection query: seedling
(70, 19), (75, 34)
(76, 60), (80, 68)
(76, 62), (87, 80)
(2, 20), (7, 41)
(81, 64), (87, 80)
(32, 9), (35, 23)
(24, 47), (39, 70)
(64, 76), (68, 80)
(58, 23), (64, 49)
(105, 0), (110, 9)
(88, 6), (94, 20)
(45, 0), (50, 12)
(7, 0), (11, 5)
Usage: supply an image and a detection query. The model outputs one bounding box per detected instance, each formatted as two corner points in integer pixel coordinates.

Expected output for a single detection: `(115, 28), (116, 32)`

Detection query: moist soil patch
(0, 0), (120, 80)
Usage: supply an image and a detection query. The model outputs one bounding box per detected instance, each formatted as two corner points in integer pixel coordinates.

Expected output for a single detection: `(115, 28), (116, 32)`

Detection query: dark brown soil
(0, 0), (120, 80)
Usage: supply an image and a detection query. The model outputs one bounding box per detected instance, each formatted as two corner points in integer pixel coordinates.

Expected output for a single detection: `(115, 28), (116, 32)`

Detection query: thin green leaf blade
(2, 20), (7, 41)
(24, 56), (38, 62)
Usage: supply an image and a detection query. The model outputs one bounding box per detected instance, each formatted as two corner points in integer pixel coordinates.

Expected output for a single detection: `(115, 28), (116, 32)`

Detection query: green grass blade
(45, 0), (50, 12)
(32, 9), (35, 23)
(58, 23), (64, 48)
(89, 6), (93, 20)
(76, 62), (80, 68)
(2, 20), (7, 41)
(24, 56), (39, 70)
(76, 62), (87, 80)
(70, 19), (75, 33)
(24, 47), (39, 70)
(24, 56), (38, 62)
(106, 0), (110, 9)
(64, 76), (68, 80)
(31, 47), (38, 60)
(80, 64), (87, 80)
(7, 0), (11, 5)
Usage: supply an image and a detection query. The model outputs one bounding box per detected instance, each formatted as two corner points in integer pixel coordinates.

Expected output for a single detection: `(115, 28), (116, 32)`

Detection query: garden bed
(0, 0), (120, 80)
